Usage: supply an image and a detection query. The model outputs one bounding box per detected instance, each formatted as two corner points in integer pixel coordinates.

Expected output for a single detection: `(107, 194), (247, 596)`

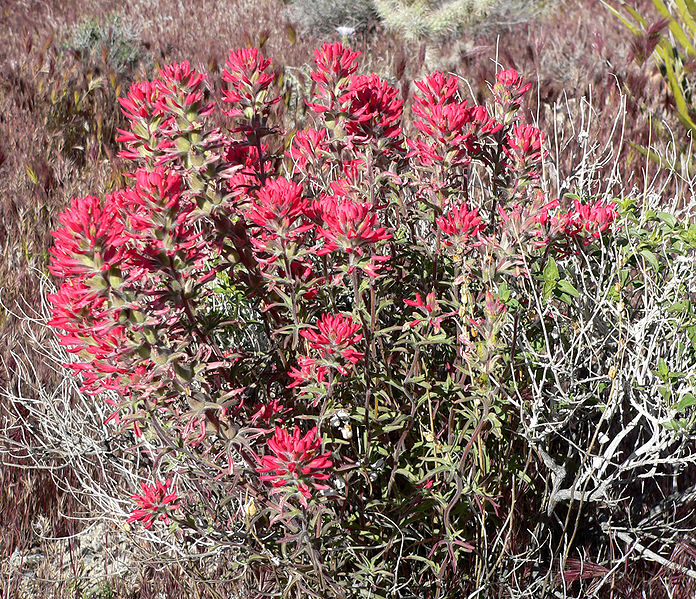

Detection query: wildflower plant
(44, 40), (696, 597)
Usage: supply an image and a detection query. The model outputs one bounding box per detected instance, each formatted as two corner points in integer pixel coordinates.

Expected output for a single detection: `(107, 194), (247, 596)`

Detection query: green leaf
(542, 279), (556, 300)
(543, 257), (559, 281)
(657, 211), (677, 228)
(651, 0), (696, 55)
(673, 393), (696, 412)
(640, 248), (660, 270)
(556, 279), (579, 298)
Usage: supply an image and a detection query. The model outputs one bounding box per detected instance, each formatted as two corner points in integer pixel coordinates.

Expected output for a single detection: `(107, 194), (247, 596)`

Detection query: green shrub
(287, 0), (378, 34)
(65, 13), (149, 74)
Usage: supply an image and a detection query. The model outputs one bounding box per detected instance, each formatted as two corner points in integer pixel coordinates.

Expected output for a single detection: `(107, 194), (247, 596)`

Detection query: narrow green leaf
(542, 279), (556, 300)
(674, 0), (696, 40)
(652, 0), (696, 55)
(25, 164), (38, 185)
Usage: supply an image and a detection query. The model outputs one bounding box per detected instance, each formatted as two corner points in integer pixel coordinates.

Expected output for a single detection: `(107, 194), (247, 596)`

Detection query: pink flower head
(412, 72), (460, 120)
(492, 68), (532, 118)
(129, 167), (186, 221)
(313, 194), (391, 254)
(287, 128), (330, 173)
(310, 42), (361, 94)
(116, 168), (208, 270)
(127, 479), (180, 529)
(257, 426), (333, 506)
(156, 61), (214, 118)
(288, 355), (329, 388)
(49, 194), (128, 280)
(559, 199), (617, 244)
(505, 123), (545, 179)
(116, 80), (176, 161)
(496, 68), (530, 90)
(436, 203), (484, 246)
(118, 80), (161, 122)
(409, 78), (501, 167)
(343, 74), (403, 145)
(301, 313), (364, 368)
(245, 178), (308, 239)
(222, 47), (278, 117)
(47, 279), (128, 396)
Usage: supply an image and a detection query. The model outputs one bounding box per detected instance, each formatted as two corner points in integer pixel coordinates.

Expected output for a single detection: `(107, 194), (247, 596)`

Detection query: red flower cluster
(127, 479), (180, 529)
(559, 199), (617, 244)
(311, 192), (391, 261)
(246, 178), (308, 240)
(288, 355), (329, 390)
(46, 42), (625, 539)
(118, 168), (209, 272)
(505, 123), (546, 181)
(343, 74), (403, 147)
(492, 68), (532, 121)
(309, 42), (361, 111)
(222, 47), (278, 119)
(48, 195), (127, 280)
(301, 313), (364, 372)
(409, 72), (501, 168)
(436, 203), (484, 246)
(157, 60), (214, 119)
(257, 426), (332, 507)
(117, 62), (213, 163)
(287, 128), (330, 175)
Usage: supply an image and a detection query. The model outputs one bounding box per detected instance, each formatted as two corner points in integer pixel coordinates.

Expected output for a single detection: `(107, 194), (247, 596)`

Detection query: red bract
(116, 80), (173, 161)
(410, 74), (501, 167)
(224, 142), (268, 194)
(436, 203), (484, 246)
(559, 199), (617, 244)
(313, 194), (391, 254)
(156, 61), (214, 118)
(222, 47), (278, 119)
(309, 42), (361, 111)
(505, 123), (546, 180)
(245, 178), (309, 240)
(492, 68), (532, 120)
(288, 356), (329, 388)
(343, 74), (403, 146)
(301, 313), (364, 368)
(127, 479), (180, 529)
(48, 195), (128, 280)
(117, 80), (162, 123)
(412, 72), (460, 118)
(117, 168), (209, 271)
(287, 128), (330, 174)
(404, 291), (452, 333)
(257, 426), (332, 507)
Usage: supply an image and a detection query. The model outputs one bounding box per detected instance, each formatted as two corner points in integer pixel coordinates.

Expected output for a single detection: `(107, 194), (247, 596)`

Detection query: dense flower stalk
(257, 426), (332, 506)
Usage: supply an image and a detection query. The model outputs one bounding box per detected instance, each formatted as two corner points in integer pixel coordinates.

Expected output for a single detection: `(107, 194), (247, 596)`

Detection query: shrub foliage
(45, 41), (696, 598)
